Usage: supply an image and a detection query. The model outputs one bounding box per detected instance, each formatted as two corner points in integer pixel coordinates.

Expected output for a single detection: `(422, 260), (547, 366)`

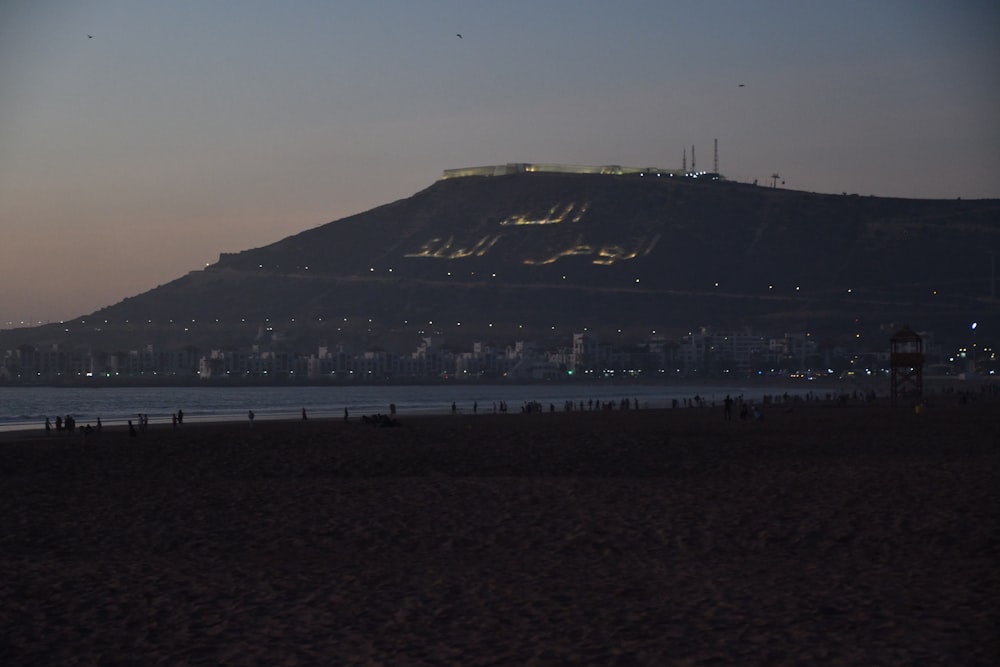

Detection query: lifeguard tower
(890, 325), (924, 406)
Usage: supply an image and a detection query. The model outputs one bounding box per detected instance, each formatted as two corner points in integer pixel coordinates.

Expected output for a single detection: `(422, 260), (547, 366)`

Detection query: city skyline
(2, 1), (999, 325)
(4, 322), (986, 385)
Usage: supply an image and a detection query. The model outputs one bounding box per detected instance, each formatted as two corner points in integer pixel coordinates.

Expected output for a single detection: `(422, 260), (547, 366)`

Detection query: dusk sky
(2, 1), (998, 326)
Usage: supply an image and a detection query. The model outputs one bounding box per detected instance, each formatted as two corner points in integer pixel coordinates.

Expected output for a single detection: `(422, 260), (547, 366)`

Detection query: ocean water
(0, 383), (825, 432)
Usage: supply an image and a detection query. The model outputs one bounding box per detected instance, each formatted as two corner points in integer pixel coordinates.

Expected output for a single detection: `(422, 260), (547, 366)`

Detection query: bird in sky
(456, 33), (462, 39)
(88, 34), (93, 38)
(738, 83), (745, 87)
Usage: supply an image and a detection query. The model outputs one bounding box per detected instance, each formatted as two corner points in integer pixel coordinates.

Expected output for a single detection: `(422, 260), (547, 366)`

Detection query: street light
(969, 322), (978, 376)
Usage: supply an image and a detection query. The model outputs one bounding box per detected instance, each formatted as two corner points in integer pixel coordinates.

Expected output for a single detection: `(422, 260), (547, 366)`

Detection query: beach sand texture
(1, 401), (997, 665)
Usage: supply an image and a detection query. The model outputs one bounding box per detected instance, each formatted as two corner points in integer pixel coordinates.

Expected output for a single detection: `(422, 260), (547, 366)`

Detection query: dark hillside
(3, 172), (998, 352)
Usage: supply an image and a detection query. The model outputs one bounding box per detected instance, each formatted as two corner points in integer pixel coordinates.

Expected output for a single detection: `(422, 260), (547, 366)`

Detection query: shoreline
(3, 376), (994, 437)
(2, 384), (993, 440)
(5, 371), (988, 391)
(0, 374), (862, 388)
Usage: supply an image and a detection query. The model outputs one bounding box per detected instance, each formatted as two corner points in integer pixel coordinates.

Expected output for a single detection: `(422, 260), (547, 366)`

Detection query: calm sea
(0, 383), (827, 432)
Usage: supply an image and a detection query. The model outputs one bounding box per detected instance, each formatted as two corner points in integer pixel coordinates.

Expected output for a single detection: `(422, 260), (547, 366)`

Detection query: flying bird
(88, 35), (93, 38)
(456, 33), (462, 39)
(738, 83), (745, 87)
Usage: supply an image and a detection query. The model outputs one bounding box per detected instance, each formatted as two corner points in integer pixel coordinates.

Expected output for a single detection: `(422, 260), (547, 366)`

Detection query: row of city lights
(236, 261), (962, 296)
(0, 315), (834, 333)
(5, 279), (963, 332)
(16, 316), (678, 338)
(7, 314), (985, 335)
(243, 262), (961, 293)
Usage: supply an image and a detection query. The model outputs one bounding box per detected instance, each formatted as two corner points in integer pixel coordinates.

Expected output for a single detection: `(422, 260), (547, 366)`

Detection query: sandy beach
(1, 398), (997, 665)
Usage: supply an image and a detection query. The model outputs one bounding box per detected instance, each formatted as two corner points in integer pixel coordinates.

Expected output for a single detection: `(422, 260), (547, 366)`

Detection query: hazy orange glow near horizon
(1, 1), (998, 326)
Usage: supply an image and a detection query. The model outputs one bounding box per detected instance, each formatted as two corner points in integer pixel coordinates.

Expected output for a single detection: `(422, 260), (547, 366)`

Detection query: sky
(2, 1), (999, 326)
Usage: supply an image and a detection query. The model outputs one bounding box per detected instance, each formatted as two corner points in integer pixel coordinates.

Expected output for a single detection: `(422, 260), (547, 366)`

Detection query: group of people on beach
(722, 395), (764, 421)
(129, 413), (157, 436)
(33, 392), (790, 438)
(44, 410), (183, 437)
(44, 414), (101, 437)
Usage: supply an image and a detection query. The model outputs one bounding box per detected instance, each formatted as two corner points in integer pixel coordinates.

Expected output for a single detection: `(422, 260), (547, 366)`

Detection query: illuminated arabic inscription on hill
(524, 234), (661, 266)
(405, 235), (501, 260)
(499, 202), (588, 226)
(403, 201), (588, 260)
(404, 198), (660, 265)
(406, 233), (661, 266)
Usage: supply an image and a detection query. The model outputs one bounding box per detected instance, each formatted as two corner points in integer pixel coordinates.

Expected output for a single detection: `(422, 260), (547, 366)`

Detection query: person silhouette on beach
(248, 410), (255, 428)
(177, 409), (184, 425)
(302, 408), (307, 420)
(343, 407), (349, 422)
(128, 420), (137, 437)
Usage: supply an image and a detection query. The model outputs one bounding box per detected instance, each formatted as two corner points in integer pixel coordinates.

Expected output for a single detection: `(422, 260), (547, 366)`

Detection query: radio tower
(691, 145), (696, 172)
(713, 138), (718, 173)
(682, 147), (686, 172)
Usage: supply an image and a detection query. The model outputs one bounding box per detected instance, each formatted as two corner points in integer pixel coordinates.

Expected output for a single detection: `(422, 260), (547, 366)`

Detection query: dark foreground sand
(1, 400), (997, 665)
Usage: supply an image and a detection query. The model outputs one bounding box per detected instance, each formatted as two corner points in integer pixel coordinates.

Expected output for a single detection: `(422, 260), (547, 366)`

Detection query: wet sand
(1, 400), (997, 665)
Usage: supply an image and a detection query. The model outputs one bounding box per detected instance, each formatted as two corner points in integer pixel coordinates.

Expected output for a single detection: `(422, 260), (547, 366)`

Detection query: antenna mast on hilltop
(713, 138), (719, 173)
(691, 145), (696, 172)
(682, 147), (686, 172)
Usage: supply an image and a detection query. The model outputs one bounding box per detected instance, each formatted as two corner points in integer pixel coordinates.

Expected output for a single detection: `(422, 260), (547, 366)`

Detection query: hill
(3, 171), (999, 353)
